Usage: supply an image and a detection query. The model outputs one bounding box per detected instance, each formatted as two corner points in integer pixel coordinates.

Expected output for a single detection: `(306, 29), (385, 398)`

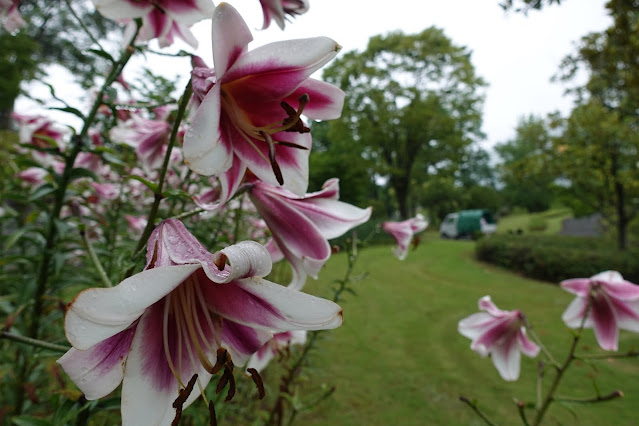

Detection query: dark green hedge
(475, 235), (639, 284)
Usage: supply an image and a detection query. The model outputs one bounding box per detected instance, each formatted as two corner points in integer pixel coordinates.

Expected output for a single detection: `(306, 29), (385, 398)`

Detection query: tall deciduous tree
(0, 0), (116, 128)
(553, 0), (639, 249)
(323, 28), (485, 219)
(495, 114), (556, 213)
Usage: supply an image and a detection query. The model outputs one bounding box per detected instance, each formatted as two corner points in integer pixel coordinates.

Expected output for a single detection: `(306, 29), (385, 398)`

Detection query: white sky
(17, 0), (612, 151)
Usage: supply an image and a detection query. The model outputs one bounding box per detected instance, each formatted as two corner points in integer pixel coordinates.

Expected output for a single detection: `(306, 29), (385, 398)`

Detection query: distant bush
(528, 216), (548, 232)
(475, 235), (639, 284)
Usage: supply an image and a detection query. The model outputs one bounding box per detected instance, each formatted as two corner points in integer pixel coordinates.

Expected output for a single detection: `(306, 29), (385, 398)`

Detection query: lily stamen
(220, 91), (312, 184)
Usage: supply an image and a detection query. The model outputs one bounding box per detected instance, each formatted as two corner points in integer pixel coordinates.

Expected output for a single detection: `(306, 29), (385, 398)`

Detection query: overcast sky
(18, 0), (612, 151)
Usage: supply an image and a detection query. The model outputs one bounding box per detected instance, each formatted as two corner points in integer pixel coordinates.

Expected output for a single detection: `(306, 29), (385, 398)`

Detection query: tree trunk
(392, 175), (410, 220)
(0, 104), (14, 130)
(615, 180), (627, 250)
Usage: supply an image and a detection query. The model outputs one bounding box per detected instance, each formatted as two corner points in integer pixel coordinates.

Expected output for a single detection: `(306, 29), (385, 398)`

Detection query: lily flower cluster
(58, 220), (342, 424)
(459, 271), (639, 382)
(34, 1), (372, 424)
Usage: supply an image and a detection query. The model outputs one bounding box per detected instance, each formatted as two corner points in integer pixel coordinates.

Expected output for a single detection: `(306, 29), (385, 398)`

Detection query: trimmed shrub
(475, 234), (639, 284)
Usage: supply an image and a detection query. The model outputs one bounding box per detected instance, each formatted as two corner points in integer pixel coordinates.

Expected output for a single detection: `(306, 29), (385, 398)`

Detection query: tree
(495, 115), (556, 212)
(553, 100), (639, 249)
(499, 0), (561, 13)
(323, 28), (485, 219)
(0, 0), (116, 128)
(553, 0), (639, 249)
(308, 120), (374, 207)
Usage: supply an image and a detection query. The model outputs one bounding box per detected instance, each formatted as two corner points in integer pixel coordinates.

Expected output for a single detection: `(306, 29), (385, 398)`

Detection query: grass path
(286, 235), (639, 425)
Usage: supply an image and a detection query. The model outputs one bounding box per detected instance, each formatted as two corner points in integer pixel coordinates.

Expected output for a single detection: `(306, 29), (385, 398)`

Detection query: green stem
(130, 79), (193, 260)
(80, 226), (112, 287)
(459, 396), (498, 426)
(267, 236), (360, 425)
(516, 399), (530, 426)
(575, 350), (639, 360)
(532, 297), (593, 425)
(526, 325), (560, 368)
(554, 390), (623, 404)
(171, 207), (205, 221)
(16, 22), (141, 417)
(64, 0), (107, 54)
(1, 331), (69, 353)
(29, 20), (140, 340)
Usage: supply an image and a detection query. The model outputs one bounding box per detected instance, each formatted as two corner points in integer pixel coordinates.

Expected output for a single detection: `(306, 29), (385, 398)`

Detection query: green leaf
(163, 188), (191, 199)
(88, 48), (115, 63)
(101, 152), (128, 167)
(68, 167), (99, 182)
(49, 106), (85, 120)
(127, 175), (158, 193)
(11, 416), (53, 426)
(29, 183), (57, 202)
(4, 227), (29, 252)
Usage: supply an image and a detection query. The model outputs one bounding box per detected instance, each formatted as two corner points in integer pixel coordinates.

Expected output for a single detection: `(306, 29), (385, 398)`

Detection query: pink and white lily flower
(92, 0), (215, 48)
(1, 0), (24, 32)
(458, 296), (540, 381)
(247, 330), (306, 373)
(259, 0), (309, 30)
(382, 214), (428, 260)
(184, 2), (344, 196)
(58, 219), (342, 425)
(249, 178), (371, 289)
(561, 270), (639, 351)
(110, 116), (172, 172)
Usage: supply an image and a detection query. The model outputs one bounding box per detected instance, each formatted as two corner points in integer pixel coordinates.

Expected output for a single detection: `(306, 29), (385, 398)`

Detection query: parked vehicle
(439, 209), (497, 239)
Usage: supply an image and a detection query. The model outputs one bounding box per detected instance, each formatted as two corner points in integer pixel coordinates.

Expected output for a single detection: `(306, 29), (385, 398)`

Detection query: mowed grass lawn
(292, 234), (639, 425)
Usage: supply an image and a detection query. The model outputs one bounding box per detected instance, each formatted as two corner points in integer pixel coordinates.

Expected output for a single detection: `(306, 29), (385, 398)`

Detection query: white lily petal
(211, 2), (252, 77)
(212, 240), (273, 281)
(184, 84), (233, 176)
(121, 307), (213, 426)
(57, 327), (135, 400)
(93, 0), (151, 19)
(561, 297), (590, 328)
(65, 265), (200, 350)
(206, 278), (343, 331)
(491, 339), (521, 381)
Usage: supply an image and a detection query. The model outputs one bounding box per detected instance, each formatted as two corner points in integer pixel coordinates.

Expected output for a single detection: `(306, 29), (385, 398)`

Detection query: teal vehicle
(439, 209), (497, 239)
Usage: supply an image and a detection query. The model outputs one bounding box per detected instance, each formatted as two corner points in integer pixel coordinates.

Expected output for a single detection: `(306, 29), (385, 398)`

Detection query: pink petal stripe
(591, 294), (619, 351)
(601, 280), (639, 301)
(121, 303), (214, 426)
(285, 79), (345, 121)
(221, 320), (272, 366)
(517, 329), (540, 357)
(203, 276), (343, 331)
(560, 278), (591, 297)
(250, 186), (330, 262)
(223, 37), (340, 91)
(57, 327), (136, 400)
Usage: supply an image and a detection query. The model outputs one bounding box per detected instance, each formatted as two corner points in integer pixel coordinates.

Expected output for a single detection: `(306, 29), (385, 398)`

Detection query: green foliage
(476, 234), (639, 283)
(308, 121), (373, 207)
(551, 1), (639, 249)
(495, 114), (556, 212)
(0, 0), (117, 127)
(324, 28), (485, 219)
(527, 216), (548, 232)
(499, 0), (562, 13)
